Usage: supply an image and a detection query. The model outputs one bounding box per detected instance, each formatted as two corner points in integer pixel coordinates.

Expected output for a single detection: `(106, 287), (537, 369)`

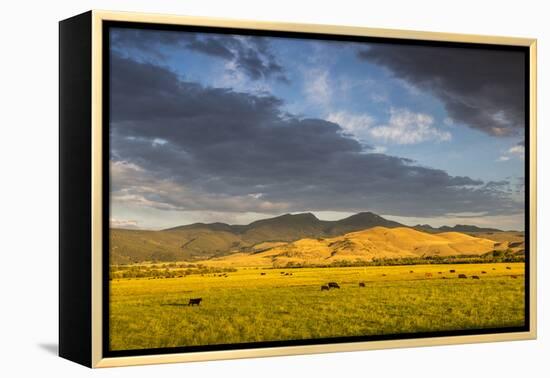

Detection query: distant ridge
(413, 224), (502, 234)
(165, 212), (405, 233)
(110, 211), (505, 264)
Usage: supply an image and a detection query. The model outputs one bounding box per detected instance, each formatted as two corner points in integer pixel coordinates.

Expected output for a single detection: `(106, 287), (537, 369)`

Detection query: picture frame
(59, 10), (537, 368)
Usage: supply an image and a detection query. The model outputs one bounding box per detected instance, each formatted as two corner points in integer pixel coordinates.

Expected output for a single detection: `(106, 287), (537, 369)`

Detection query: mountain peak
(336, 212), (402, 227)
(287, 212), (318, 220)
(347, 211), (380, 219)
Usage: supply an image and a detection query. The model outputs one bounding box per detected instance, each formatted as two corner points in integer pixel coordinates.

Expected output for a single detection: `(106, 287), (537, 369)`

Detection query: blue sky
(109, 28), (526, 230)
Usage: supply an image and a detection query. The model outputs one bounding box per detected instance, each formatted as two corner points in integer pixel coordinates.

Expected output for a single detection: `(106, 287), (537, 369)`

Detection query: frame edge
(91, 9), (104, 369)
(528, 39), (537, 340)
(92, 9), (536, 46)
(59, 10), (93, 368)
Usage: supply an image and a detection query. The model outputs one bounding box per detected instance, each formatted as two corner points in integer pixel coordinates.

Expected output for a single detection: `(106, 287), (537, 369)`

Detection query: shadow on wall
(38, 343), (58, 356)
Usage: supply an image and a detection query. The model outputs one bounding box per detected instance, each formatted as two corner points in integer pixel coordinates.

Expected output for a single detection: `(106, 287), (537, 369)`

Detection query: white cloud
(327, 108), (451, 146)
(497, 144), (525, 162)
(509, 145), (525, 155)
(152, 138), (168, 147)
(369, 108), (452, 144)
(371, 145), (387, 154)
(444, 211), (489, 218)
(327, 111), (375, 140)
(304, 68), (331, 106)
(110, 218), (139, 229)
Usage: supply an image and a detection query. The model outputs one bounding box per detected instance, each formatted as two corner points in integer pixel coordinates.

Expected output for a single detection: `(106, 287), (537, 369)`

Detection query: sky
(109, 27), (526, 231)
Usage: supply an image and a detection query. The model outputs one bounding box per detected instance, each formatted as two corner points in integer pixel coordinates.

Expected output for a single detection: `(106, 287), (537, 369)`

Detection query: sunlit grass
(110, 262), (525, 351)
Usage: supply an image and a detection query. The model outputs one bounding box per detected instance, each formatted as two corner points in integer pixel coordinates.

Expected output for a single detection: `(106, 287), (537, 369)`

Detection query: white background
(0, 0), (547, 376)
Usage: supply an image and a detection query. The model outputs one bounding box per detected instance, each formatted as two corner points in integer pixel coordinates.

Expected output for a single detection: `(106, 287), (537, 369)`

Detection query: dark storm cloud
(357, 44), (525, 137)
(110, 53), (522, 217)
(111, 28), (289, 83)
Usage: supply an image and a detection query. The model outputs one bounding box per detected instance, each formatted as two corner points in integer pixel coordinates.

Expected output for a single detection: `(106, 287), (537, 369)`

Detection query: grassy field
(109, 262), (525, 351)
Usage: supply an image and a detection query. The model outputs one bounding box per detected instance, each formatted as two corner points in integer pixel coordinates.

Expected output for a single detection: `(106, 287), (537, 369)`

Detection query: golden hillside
(207, 227), (497, 267)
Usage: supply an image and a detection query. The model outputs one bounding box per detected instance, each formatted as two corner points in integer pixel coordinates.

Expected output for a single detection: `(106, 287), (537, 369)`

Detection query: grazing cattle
(425, 273), (433, 277)
(285, 273), (291, 276)
(506, 266), (512, 270)
(472, 276), (480, 279)
(321, 285), (329, 291)
(260, 272), (266, 275)
(441, 277), (447, 279)
(381, 274), (387, 277)
(458, 274), (467, 279)
(450, 269), (456, 273)
(510, 275), (518, 279)
(438, 272), (442, 274)
(492, 268), (496, 270)
(188, 298), (202, 306)
(328, 282), (340, 289)
(359, 282), (366, 287)
(280, 272), (285, 275)
(409, 270), (414, 273)
(481, 271), (487, 274)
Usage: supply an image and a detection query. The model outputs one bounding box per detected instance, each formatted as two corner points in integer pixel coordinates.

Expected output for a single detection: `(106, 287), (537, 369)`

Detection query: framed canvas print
(59, 10), (537, 368)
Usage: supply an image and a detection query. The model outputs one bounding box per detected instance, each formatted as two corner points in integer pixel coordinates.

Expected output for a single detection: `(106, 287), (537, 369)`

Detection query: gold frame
(90, 9), (537, 368)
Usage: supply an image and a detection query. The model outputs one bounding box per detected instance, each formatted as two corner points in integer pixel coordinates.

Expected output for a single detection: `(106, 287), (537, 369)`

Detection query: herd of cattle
(186, 266), (519, 305)
(314, 267), (520, 291)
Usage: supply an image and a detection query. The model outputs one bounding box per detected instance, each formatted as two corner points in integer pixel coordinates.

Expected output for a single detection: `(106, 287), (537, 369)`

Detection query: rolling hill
(206, 227), (499, 267)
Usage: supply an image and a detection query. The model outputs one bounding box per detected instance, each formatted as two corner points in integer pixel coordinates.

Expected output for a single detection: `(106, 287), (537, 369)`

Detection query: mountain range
(109, 212), (510, 264)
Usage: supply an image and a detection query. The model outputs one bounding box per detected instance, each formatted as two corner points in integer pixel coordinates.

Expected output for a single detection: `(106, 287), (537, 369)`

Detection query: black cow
(359, 282), (366, 287)
(260, 272), (266, 275)
(506, 266), (512, 270)
(450, 269), (456, 273)
(328, 282), (340, 289)
(188, 298), (202, 306)
(458, 274), (467, 279)
(321, 285), (329, 291)
(472, 275), (480, 279)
